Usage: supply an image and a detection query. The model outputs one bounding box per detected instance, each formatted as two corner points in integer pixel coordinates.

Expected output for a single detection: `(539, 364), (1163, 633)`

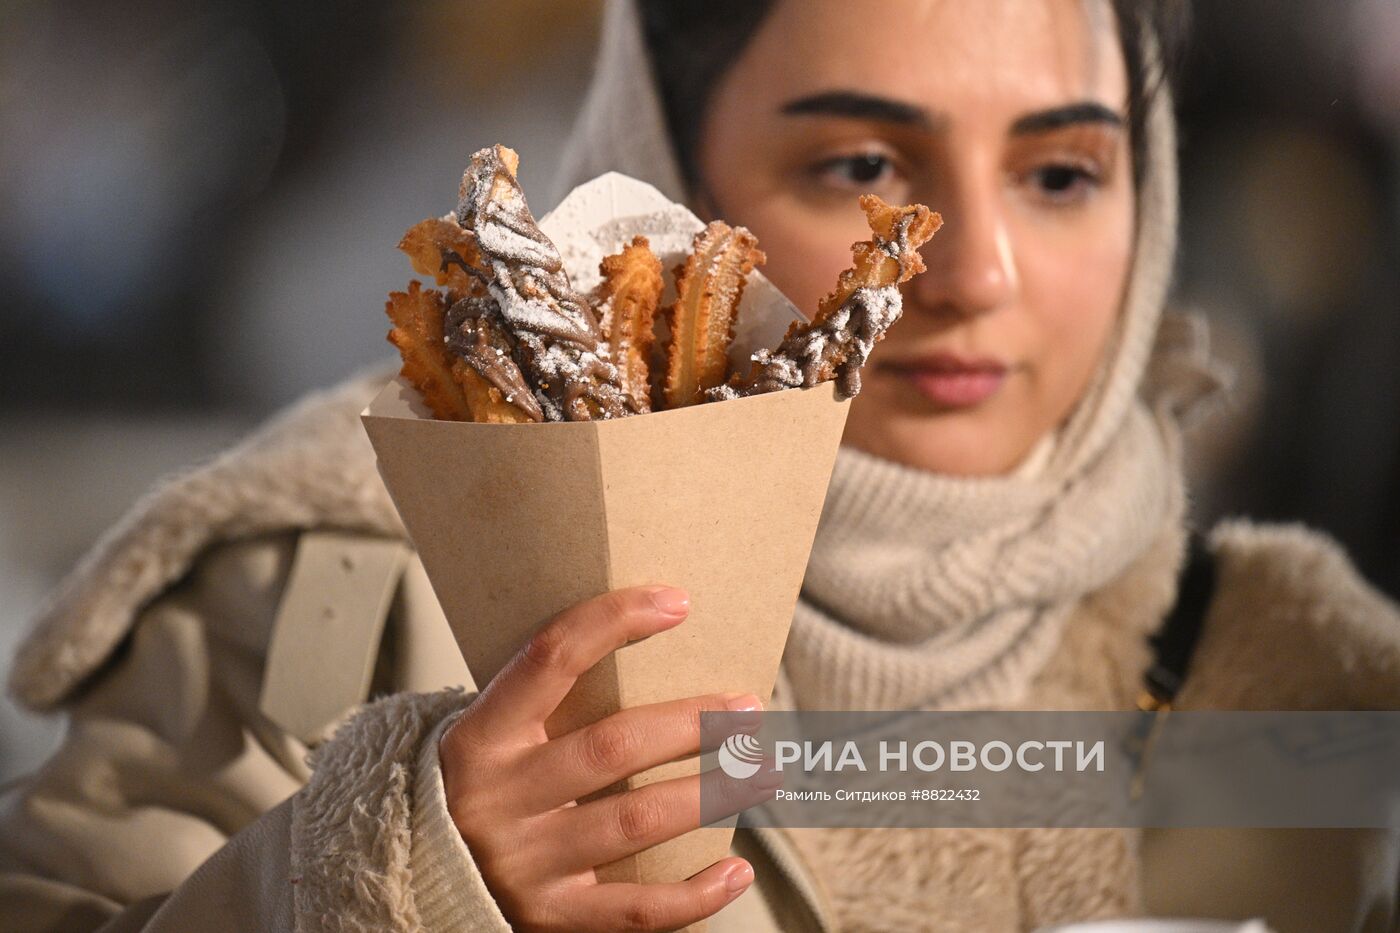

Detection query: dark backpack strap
(1142, 530), (1218, 707)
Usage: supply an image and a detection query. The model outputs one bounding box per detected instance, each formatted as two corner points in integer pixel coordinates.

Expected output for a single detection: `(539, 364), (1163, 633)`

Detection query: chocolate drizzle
(710, 199), (938, 403)
(722, 286), (903, 400)
(456, 146), (636, 421)
(444, 294), (544, 422)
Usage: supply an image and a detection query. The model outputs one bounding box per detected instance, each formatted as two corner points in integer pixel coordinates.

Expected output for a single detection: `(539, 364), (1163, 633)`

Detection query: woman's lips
(883, 354), (1010, 408)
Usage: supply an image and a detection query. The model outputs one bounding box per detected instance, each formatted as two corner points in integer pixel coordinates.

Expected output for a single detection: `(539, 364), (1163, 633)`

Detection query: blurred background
(1, 0), (1397, 782)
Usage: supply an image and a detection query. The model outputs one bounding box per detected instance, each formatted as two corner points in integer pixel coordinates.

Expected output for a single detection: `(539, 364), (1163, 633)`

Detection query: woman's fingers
(468, 586), (690, 737)
(564, 858), (755, 933)
(522, 691), (763, 809)
(439, 584), (767, 932)
(542, 765), (780, 875)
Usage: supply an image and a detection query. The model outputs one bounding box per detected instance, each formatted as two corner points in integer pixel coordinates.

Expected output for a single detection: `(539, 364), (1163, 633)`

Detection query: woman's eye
(813, 153), (896, 187)
(1027, 163), (1100, 202)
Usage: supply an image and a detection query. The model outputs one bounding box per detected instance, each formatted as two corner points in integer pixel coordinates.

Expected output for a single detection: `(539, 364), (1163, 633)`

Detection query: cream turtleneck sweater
(779, 403), (1183, 714)
(775, 443), (1191, 931)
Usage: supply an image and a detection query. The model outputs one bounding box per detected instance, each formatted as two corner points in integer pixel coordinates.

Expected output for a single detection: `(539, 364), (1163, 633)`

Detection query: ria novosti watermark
(699, 711), (1400, 829)
(759, 735), (1108, 776)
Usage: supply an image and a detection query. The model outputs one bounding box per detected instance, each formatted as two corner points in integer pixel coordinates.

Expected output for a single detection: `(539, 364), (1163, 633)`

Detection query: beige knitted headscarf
(556, 0), (1221, 712)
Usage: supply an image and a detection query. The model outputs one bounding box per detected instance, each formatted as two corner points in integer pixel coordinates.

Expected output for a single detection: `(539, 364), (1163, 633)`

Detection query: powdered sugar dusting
(712, 287), (903, 401)
(706, 196), (934, 403)
(457, 147), (635, 421)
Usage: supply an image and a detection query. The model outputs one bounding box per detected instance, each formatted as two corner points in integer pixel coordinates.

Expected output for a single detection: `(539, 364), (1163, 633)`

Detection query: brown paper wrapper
(361, 173), (851, 927)
(363, 378), (848, 882)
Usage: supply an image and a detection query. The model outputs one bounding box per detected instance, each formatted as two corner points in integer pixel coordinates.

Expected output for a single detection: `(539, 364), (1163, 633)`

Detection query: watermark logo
(700, 711), (1400, 830)
(717, 732), (764, 779)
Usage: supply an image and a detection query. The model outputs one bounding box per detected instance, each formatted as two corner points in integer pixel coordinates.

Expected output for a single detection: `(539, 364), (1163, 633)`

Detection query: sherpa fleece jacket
(2, 367), (1399, 933)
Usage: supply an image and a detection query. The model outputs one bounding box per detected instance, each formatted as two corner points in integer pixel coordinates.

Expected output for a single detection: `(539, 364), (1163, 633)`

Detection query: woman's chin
(842, 385), (1041, 477)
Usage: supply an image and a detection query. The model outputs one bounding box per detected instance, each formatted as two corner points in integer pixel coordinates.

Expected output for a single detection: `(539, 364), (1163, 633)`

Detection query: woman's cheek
(1042, 238), (1131, 426)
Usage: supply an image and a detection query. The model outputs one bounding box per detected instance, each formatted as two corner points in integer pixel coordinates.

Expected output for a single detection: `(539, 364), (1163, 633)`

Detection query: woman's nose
(908, 189), (1018, 319)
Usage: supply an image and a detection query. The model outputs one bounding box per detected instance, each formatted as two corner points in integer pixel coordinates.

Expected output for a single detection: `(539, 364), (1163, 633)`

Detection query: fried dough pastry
(445, 294), (542, 423)
(661, 221), (765, 409)
(716, 195), (941, 400)
(450, 360), (535, 424)
(385, 280), (536, 423)
(456, 144), (636, 422)
(398, 216), (486, 299)
(593, 236), (663, 413)
(385, 281), (474, 421)
(385, 144), (940, 422)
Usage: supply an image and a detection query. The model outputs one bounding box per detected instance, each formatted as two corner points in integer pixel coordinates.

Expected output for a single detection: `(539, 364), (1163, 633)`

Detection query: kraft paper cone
(362, 173), (852, 904)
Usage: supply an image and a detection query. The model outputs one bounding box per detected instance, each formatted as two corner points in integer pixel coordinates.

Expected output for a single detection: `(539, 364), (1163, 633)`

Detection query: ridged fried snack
(593, 236), (663, 413)
(450, 359), (536, 425)
(445, 293), (543, 423)
(385, 280), (534, 424)
(385, 281), (474, 421)
(397, 180), (539, 422)
(716, 195), (940, 400)
(398, 215), (486, 299)
(456, 144), (637, 421)
(661, 221), (765, 409)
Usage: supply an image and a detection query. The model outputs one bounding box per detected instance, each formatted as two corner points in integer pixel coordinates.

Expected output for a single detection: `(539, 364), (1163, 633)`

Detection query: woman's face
(698, 0), (1135, 475)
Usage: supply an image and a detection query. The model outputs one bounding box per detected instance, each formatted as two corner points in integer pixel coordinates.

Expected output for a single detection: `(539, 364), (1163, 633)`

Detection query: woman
(4, 1), (1399, 931)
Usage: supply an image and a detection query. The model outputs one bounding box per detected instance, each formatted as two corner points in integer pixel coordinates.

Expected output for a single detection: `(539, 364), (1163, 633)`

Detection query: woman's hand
(439, 586), (773, 932)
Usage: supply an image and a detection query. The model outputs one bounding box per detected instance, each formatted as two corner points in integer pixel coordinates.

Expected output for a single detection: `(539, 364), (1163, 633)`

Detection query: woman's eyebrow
(779, 91), (938, 129)
(1011, 102), (1124, 135)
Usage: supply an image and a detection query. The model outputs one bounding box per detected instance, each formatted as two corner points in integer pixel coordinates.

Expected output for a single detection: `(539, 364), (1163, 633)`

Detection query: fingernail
(725, 862), (754, 894)
(724, 693), (763, 712)
(648, 586), (690, 618)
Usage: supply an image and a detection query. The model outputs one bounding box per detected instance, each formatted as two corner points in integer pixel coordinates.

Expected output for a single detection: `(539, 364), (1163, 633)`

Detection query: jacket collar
(8, 364), (404, 710)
